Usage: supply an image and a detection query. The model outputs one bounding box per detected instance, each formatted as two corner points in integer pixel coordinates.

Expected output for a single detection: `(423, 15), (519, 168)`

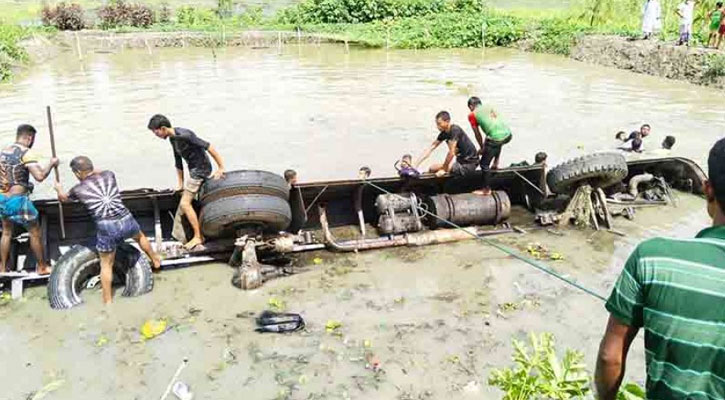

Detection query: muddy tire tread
(546, 152), (628, 194)
(200, 170), (289, 206)
(200, 194), (292, 238)
(47, 243), (154, 310)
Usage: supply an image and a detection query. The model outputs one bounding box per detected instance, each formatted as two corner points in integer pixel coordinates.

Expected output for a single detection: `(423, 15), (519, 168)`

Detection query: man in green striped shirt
(595, 138), (725, 400)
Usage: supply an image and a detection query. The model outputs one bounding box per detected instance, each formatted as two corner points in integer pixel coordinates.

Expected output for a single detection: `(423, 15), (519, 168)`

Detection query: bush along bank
(0, 24), (29, 82)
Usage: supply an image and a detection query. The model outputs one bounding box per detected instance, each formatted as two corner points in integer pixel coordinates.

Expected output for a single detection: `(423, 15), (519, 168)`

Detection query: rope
(361, 179), (608, 302)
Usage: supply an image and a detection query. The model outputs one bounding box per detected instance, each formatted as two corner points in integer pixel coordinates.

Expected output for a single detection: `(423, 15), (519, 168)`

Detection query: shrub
(239, 5), (264, 26)
(158, 2), (172, 24)
(176, 6), (219, 26)
(704, 53), (725, 83)
(98, 1), (155, 29)
(529, 18), (590, 55)
(217, 0), (233, 18)
(0, 24), (28, 81)
(278, 0), (452, 24)
(41, 3), (85, 31)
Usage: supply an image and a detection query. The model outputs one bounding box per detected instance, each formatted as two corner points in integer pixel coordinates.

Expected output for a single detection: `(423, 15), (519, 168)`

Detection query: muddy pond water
(0, 43), (719, 399)
(0, 44), (722, 196)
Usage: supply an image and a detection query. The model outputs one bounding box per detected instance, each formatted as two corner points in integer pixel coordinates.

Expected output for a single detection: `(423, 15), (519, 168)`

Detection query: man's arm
(172, 142), (184, 191)
(176, 168), (185, 191)
(27, 158), (59, 183)
(207, 144), (226, 180)
(595, 316), (640, 400)
(53, 182), (72, 203)
(415, 141), (441, 169)
(468, 113), (485, 150)
(441, 140), (457, 173)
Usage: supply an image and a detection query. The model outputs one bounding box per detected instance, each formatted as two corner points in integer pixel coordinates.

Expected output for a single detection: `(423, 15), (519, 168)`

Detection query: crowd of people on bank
(642, 0), (725, 48)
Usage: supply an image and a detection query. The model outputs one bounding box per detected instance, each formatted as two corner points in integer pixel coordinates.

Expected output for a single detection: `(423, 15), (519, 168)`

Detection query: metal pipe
(318, 204), (513, 253)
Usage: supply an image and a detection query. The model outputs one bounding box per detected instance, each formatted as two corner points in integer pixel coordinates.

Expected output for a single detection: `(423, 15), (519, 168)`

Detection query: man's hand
(50, 157), (60, 168)
(435, 170), (446, 178)
(211, 168), (225, 180)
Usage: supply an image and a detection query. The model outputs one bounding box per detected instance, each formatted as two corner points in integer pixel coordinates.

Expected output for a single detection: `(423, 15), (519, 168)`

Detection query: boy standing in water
(54, 156), (161, 304)
(708, 2), (723, 48)
(147, 115), (226, 250)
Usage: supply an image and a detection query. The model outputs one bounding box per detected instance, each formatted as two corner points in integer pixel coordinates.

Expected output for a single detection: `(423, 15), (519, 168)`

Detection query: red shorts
(720, 24), (725, 35)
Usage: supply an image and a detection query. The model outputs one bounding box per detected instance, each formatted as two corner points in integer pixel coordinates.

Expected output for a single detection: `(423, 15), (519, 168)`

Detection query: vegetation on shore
(1, 0), (724, 82)
(0, 24), (30, 81)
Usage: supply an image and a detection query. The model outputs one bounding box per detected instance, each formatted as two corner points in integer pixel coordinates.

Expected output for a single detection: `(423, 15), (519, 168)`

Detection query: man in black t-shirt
(415, 111), (479, 177)
(148, 114), (226, 250)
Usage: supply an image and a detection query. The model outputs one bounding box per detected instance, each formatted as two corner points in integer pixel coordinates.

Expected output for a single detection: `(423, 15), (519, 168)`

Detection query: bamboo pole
(46, 106), (66, 239)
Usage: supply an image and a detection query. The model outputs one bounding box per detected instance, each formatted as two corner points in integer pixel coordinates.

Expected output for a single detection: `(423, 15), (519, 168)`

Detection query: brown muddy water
(0, 44), (718, 399)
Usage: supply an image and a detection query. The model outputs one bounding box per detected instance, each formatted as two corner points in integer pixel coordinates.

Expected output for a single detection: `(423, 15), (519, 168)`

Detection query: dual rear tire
(199, 170), (292, 238)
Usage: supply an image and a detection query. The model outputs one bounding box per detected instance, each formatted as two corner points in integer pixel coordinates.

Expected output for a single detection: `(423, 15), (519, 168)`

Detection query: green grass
(0, 23), (30, 81)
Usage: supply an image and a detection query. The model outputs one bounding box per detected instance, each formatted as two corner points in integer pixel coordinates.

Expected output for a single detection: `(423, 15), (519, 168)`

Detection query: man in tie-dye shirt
(54, 156), (160, 304)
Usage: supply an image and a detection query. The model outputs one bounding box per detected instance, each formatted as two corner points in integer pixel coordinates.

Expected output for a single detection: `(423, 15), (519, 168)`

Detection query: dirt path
(0, 198), (708, 400)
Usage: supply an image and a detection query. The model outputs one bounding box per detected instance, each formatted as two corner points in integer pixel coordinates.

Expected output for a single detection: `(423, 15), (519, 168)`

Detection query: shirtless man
(0, 124), (58, 275)
(147, 115), (225, 250)
(54, 156), (161, 304)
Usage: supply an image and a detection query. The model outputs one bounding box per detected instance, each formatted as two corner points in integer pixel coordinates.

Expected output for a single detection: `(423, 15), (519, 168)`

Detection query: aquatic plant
(40, 2), (86, 31)
(489, 332), (647, 400)
(488, 332), (590, 400)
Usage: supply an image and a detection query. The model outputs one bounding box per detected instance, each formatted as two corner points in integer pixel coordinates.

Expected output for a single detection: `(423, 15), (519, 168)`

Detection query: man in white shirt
(676, 0), (696, 46)
(642, 0), (662, 39)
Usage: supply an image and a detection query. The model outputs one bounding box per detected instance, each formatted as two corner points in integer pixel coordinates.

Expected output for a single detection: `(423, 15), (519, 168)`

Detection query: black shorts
(450, 161), (478, 176)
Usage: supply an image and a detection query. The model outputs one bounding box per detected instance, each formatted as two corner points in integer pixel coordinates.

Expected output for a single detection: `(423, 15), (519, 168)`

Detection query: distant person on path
(0, 124), (58, 275)
(595, 137), (725, 400)
(642, 0), (662, 39)
(719, 7), (725, 48)
(707, 2), (723, 48)
(467, 96), (513, 196)
(148, 114), (226, 250)
(415, 111), (479, 178)
(676, 0), (695, 46)
(54, 156), (161, 304)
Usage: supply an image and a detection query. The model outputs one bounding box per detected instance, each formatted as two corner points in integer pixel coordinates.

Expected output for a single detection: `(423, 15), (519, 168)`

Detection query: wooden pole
(46, 106), (66, 239)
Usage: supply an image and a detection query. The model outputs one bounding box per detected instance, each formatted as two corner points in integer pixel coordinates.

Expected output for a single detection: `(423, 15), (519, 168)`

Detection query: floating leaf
(268, 297), (286, 311)
(95, 335), (109, 347)
(140, 319), (167, 340)
(325, 320), (342, 333)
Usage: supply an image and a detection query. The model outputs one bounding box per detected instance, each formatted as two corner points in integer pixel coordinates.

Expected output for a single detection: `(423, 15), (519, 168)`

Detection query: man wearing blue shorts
(54, 156), (160, 304)
(0, 124), (59, 275)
